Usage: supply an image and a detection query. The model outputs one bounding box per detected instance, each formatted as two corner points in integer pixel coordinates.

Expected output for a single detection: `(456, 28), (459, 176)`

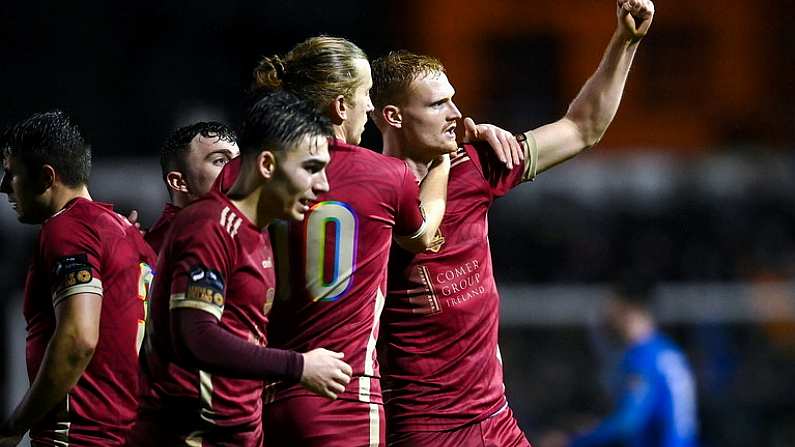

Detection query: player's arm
(172, 308), (352, 399)
(528, 0), (654, 174)
(169, 224), (351, 399)
(0, 293), (101, 439)
(394, 154), (450, 253)
(569, 369), (656, 447)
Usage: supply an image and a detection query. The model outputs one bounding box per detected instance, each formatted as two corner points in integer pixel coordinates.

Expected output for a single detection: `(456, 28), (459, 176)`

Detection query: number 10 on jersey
(305, 201), (358, 302)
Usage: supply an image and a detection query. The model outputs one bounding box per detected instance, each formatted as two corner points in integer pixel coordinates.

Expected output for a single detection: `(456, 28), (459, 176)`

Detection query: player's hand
(616, 0), (654, 41)
(463, 117), (523, 170)
(300, 348), (352, 400)
(126, 209), (147, 236)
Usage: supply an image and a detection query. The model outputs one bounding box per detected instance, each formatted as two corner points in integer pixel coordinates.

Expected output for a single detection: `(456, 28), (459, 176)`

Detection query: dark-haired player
(127, 90), (352, 447)
(0, 110), (156, 446)
(370, 1), (655, 445)
(145, 121), (239, 253)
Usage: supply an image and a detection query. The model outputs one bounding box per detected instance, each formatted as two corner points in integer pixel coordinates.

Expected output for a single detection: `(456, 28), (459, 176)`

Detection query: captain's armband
(170, 265), (226, 320)
(52, 254), (103, 306)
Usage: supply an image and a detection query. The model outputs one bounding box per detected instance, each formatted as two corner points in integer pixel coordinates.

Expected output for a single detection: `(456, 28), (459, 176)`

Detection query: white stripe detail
(230, 216), (243, 238)
(368, 403), (381, 447)
(361, 288), (386, 402)
(185, 431), (203, 447)
(52, 394), (71, 446)
(220, 206), (230, 227)
(199, 370), (215, 425)
(450, 156), (471, 169)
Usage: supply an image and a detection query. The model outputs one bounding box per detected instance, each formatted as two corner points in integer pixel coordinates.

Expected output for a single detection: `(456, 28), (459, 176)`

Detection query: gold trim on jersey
(199, 370), (216, 425)
(404, 218), (428, 240)
(414, 266), (442, 315)
(518, 131), (539, 182)
(170, 293), (224, 320)
(52, 278), (103, 307)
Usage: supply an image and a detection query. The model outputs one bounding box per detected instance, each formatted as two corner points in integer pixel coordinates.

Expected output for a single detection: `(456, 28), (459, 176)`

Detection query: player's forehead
(353, 58), (373, 87)
(408, 71), (454, 102)
(190, 133), (239, 158)
(289, 133), (330, 162)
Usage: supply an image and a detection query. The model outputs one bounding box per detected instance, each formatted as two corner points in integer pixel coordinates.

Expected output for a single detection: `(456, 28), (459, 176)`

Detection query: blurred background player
(242, 36), (449, 447)
(127, 90), (352, 447)
(0, 111), (156, 446)
(370, 0), (655, 445)
(145, 121), (239, 253)
(568, 277), (699, 447)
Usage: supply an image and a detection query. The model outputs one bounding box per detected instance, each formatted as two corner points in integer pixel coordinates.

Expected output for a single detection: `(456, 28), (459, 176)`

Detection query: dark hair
(238, 90), (333, 158)
(159, 121), (237, 180)
(252, 36), (368, 113)
(1, 110), (91, 187)
(371, 50), (446, 110)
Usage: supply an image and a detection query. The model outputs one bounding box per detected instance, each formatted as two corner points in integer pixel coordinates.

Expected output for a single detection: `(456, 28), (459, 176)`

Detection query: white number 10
(305, 201), (357, 302)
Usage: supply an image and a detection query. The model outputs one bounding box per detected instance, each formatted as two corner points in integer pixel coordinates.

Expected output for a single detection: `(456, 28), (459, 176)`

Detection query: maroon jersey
(218, 143), (427, 405)
(381, 140), (537, 433)
(142, 189), (275, 429)
(24, 197), (156, 446)
(144, 202), (180, 254)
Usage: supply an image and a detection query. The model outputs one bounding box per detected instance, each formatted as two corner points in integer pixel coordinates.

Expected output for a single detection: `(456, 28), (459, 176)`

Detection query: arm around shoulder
(395, 154), (450, 253)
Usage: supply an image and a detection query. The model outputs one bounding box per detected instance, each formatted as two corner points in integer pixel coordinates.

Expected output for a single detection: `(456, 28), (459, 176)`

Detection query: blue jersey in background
(571, 332), (699, 447)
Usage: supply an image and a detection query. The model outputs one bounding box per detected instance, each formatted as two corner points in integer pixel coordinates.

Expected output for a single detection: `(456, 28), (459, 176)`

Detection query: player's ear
(38, 164), (57, 193)
(166, 171), (188, 194)
(328, 95), (346, 125)
(257, 151), (277, 180)
(383, 105), (402, 129)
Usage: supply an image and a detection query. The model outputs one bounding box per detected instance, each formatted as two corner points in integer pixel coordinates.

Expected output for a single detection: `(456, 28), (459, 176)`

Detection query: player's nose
(314, 170), (330, 194)
(448, 101), (462, 121)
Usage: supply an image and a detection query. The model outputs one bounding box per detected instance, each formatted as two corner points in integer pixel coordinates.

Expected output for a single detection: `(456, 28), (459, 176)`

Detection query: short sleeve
(465, 132), (538, 198)
(41, 218), (104, 307)
(168, 218), (235, 321)
(393, 162), (427, 239)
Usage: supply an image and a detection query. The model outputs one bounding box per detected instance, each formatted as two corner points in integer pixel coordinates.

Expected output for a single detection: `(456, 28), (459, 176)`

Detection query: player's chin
(289, 205), (308, 221)
(440, 140), (459, 154)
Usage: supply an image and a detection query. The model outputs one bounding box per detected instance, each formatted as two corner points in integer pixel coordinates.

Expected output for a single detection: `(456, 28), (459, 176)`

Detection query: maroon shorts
(126, 401), (262, 447)
(387, 405), (531, 447)
(263, 395), (385, 447)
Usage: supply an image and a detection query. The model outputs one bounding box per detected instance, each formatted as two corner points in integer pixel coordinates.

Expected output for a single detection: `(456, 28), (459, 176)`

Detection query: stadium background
(1, 1), (793, 445)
